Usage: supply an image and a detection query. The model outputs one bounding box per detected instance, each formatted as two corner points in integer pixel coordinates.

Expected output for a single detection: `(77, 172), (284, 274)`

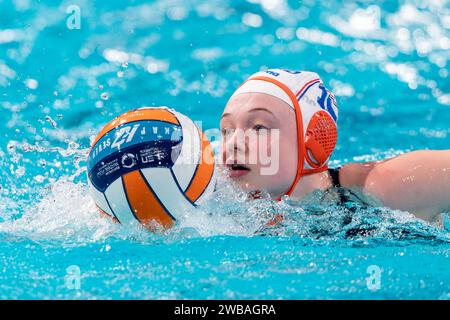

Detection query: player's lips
(227, 163), (251, 178)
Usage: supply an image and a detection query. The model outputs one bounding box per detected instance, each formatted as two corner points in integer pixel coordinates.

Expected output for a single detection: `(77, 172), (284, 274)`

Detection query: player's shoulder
(338, 161), (379, 189)
(338, 161), (387, 207)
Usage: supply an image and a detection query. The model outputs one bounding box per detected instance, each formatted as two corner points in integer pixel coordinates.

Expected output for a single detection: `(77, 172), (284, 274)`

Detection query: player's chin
(243, 178), (285, 199)
(232, 176), (265, 193)
(231, 175), (255, 190)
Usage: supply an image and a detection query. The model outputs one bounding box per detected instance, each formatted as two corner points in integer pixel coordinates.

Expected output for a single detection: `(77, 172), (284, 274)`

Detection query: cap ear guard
(304, 111), (338, 169)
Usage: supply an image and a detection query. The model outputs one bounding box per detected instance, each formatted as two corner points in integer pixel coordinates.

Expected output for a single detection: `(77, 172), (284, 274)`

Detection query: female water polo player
(220, 69), (450, 223)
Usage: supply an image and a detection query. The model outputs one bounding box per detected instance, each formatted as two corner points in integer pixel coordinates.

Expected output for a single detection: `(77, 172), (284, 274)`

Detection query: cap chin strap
(246, 76), (328, 199)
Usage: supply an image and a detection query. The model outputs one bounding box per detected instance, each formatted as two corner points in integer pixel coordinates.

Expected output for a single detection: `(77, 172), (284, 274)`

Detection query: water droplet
(95, 101), (104, 108)
(25, 78), (38, 90)
(68, 141), (79, 150)
(15, 166), (25, 177)
(45, 115), (57, 128)
(34, 175), (45, 183)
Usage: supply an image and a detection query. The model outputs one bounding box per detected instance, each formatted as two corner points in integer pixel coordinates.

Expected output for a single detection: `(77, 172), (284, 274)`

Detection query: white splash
(0, 178), (117, 244)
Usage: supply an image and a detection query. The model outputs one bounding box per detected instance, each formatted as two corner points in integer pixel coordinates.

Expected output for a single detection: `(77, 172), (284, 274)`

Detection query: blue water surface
(0, 0), (449, 299)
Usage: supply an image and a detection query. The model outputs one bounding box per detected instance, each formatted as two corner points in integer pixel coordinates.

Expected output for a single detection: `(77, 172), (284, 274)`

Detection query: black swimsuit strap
(327, 167), (347, 203)
(328, 167), (371, 207)
(328, 167), (341, 188)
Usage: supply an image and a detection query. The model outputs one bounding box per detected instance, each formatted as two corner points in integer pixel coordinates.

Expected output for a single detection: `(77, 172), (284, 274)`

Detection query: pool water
(1, 0), (449, 299)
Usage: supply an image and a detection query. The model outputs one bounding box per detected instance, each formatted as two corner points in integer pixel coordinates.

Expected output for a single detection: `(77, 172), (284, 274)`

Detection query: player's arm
(340, 150), (450, 222)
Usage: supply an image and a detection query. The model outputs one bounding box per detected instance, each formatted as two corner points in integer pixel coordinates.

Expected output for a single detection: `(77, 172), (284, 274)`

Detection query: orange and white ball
(87, 107), (216, 230)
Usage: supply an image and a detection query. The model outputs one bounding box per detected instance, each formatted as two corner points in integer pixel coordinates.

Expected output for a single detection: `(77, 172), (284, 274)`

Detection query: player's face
(220, 93), (298, 198)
